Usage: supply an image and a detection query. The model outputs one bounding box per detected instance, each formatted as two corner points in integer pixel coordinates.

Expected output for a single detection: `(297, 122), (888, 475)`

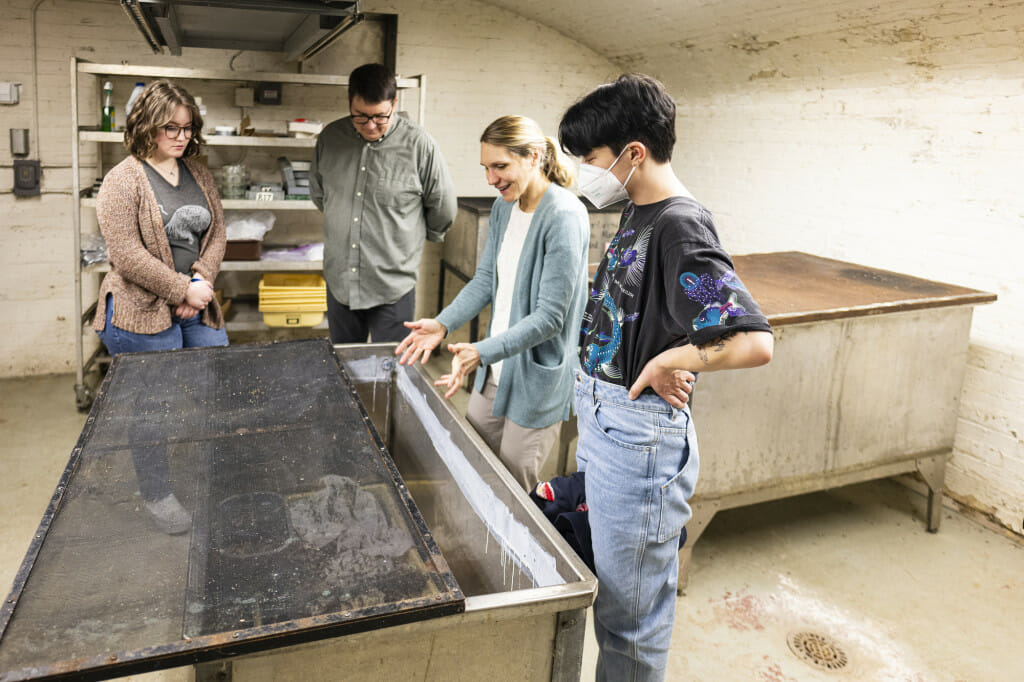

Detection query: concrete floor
(2, 371), (1022, 681)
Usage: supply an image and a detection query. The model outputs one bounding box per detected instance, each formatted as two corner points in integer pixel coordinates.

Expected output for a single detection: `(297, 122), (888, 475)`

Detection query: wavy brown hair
(480, 115), (575, 188)
(123, 80), (205, 159)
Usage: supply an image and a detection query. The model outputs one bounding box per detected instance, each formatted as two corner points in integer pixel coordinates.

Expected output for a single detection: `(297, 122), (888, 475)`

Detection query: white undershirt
(489, 203), (534, 382)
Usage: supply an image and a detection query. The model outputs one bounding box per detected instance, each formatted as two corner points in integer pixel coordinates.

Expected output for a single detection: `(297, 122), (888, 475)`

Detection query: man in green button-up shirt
(310, 63), (457, 343)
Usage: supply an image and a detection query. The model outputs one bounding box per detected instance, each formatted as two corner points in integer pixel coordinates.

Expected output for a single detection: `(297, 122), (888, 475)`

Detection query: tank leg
(74, 382), (94, 412)
(555, 416), (578, 477)
(917, 454), (948, 533)
(677, 499), (720, 595)
(194, 660), (231, 682)
(551, 608), (587, 682)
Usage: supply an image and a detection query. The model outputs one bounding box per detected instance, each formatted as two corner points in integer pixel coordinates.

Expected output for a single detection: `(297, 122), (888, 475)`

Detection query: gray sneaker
(144, 493), (192, 535)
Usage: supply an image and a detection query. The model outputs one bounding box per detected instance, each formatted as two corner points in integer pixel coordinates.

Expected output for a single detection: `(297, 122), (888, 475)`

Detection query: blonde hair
(480, 115), (574, 188)
(123, 80), (205, 159)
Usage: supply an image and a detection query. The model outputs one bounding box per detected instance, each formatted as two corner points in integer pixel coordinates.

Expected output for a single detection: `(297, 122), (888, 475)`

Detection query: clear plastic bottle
(101, 81), (114, 132)
(125, 82), (145, 119)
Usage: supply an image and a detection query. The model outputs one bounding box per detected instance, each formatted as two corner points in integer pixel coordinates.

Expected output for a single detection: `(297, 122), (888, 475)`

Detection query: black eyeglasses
(350, 109), (393, 126)
(161, 124), (195, 138)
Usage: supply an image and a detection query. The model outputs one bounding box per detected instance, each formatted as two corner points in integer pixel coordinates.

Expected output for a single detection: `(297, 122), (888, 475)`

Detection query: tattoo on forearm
(697, 331), (739, 365)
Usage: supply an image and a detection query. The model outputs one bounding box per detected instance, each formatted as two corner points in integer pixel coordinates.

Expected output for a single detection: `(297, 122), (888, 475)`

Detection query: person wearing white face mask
(575, 145), (637, 209)
(559, 74), (775, 682)
(395, 115), (590, 492)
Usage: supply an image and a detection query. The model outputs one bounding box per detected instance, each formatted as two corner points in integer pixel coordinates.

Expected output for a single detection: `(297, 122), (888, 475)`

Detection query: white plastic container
(288, 119), (323, 137)
(125, 82), (145, 118)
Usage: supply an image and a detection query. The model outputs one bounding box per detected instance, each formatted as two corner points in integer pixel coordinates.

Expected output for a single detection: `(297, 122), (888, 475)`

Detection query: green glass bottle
(101, 81), (114, 132)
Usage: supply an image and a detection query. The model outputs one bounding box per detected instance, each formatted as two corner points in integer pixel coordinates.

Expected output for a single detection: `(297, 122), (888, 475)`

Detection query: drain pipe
(31, 0), (46, 161)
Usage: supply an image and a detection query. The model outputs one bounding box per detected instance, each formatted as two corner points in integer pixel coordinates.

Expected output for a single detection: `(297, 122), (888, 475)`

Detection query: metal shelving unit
(70, 57), (425, 409)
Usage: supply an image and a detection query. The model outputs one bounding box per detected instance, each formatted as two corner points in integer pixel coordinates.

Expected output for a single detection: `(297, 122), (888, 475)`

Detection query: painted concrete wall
(0, 0), (613, 377)
(636, 1), (1024, 535)
(1, 0), (1019, 536)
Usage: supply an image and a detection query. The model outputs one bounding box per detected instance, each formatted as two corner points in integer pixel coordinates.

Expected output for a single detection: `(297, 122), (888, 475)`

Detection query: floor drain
(787, 631), (849, 671)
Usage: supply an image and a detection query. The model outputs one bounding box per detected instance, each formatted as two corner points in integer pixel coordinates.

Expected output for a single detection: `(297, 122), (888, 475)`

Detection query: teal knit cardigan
(436, 183), (590, 429)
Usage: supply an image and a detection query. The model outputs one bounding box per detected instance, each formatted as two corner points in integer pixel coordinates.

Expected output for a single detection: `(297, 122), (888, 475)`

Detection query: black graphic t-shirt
(579, 196), (771, 388)
(143, 160), (212, 274)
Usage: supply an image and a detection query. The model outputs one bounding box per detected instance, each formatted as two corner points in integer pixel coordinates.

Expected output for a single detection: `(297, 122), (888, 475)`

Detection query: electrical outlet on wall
(0, 82), (21, 105)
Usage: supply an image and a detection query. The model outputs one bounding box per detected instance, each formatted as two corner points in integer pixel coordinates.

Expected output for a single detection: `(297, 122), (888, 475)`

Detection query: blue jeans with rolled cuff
(573, 370), (700, 682)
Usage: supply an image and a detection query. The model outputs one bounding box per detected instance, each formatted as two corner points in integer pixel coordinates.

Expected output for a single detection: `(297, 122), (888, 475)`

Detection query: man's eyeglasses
(161, 124), (195, 138)
(350, 109), (393, 126)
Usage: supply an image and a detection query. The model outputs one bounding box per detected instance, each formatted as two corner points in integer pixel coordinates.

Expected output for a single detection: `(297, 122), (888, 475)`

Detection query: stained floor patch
(713, 589), (771, 631)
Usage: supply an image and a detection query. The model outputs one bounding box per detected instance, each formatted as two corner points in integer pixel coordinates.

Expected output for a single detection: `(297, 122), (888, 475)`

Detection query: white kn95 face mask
(578, 146), (636, 209)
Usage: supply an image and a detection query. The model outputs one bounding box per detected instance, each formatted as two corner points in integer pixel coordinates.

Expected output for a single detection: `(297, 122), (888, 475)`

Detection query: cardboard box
(225, 240), (262, 260)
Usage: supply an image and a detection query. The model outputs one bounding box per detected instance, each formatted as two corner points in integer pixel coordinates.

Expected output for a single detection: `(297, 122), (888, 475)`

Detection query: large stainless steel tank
(0, 340), (595, 682)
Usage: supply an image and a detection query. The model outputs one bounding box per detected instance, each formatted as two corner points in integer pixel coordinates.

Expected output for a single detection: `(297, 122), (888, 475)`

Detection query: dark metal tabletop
(0, 339), (463, 681)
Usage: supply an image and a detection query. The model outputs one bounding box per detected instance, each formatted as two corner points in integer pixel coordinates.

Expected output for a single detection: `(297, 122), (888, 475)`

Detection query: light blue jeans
(573, 371), (699, 682)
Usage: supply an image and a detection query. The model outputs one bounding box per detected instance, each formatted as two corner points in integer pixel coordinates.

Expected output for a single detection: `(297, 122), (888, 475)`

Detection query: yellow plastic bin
(258, 274), (327, 327)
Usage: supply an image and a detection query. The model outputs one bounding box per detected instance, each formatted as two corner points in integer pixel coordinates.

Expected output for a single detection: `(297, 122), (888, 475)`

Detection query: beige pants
(465, 371), (560, 492)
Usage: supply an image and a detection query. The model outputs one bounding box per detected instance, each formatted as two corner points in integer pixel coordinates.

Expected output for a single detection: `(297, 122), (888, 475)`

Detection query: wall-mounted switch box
(234, 87), (254, 107)
(255, 82), (281, 105)
(0, 82), (21, 105)
(14, 159), (40, 197)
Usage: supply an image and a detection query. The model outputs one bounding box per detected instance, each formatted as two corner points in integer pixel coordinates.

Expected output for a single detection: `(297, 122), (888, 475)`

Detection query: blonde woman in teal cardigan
(397, 115), (590, 491)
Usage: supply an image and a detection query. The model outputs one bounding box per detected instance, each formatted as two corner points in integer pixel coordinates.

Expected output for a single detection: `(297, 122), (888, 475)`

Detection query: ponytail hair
(542, 136), (574, 188)
(481, 115), (576, 188)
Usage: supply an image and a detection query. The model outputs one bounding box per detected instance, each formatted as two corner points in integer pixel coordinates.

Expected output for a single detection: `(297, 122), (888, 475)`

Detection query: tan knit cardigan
(92, 155), (225, 334)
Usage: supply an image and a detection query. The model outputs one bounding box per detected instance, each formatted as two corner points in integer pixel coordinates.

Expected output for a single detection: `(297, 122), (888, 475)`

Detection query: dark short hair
(558, 73), (676, 163)
(124, 80), (205, 159)
(348, 63), (397, 104)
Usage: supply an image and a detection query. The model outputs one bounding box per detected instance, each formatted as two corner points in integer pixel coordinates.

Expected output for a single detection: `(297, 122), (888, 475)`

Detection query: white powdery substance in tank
(396, 367), (562, 589)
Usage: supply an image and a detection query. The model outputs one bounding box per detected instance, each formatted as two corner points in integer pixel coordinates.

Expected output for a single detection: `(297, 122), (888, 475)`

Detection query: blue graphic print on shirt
(578, 196), (771, 389)
(582, 282), (640, 379)
(679, 270), (751, 330)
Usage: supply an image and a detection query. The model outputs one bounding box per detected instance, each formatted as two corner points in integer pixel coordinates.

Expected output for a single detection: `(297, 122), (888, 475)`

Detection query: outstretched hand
(628, 358), (695, 408)
(434, 343), (481, 399)
(395, 318), (447, 365)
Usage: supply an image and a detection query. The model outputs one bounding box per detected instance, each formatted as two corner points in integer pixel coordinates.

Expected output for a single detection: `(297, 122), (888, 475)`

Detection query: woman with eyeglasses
(92, 79), (226, 534)
(93, 79), (226, 355)
(396, 115), (590, 491)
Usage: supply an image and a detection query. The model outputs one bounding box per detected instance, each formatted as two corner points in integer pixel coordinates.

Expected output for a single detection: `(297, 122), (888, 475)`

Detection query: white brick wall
(473, 0), (1023, 536)
(363, 0), (616, 193)
(0, 0), (614, 377)
(2, 0), (1018, 535)
(639, 0), (1024, 535)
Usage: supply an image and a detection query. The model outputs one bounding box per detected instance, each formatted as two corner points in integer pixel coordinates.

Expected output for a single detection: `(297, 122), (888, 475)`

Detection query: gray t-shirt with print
(143, 160), (211, 274)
